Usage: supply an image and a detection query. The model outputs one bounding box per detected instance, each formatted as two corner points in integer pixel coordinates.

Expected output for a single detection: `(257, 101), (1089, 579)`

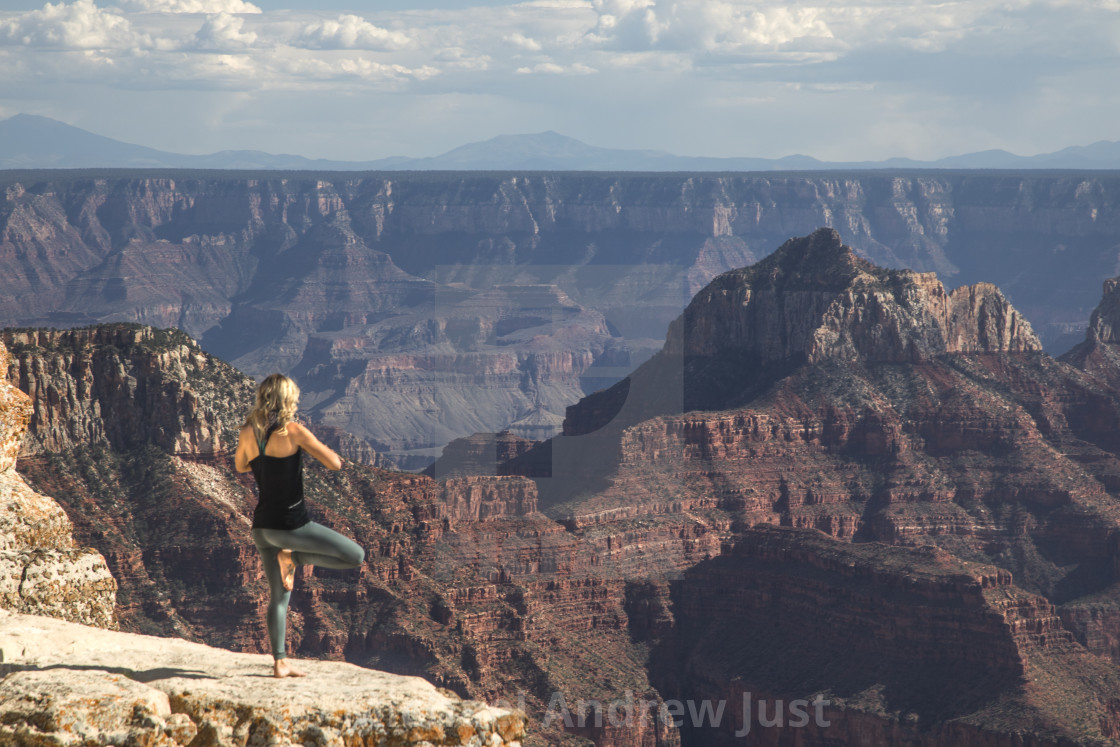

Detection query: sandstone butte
(0, 338), (528, 747)
(5, 228), (1120, 745)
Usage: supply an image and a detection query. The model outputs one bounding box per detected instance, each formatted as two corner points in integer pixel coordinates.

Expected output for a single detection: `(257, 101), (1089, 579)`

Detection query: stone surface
(0, 608), (526, 747)
(0, 339), (116, 629)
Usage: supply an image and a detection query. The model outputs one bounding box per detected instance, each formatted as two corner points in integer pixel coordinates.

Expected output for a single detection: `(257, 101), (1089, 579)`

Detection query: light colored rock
(1089, 277), (1120, 344)
(8, 548), (116, 628)
(0, 469), (75, 553)
(0, 340), (117, 628)
(0, 669), (186, 747)
(0, 608), (527, 747)
(0, 341), (32, 473)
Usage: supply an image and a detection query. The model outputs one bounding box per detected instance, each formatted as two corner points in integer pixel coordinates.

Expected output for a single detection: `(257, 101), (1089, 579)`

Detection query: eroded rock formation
(4, 325), (254, 458)
(0, 339), (116, 628)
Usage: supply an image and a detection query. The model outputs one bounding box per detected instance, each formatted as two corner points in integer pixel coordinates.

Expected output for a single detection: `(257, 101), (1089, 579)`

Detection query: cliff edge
(0, 608), (527, 747)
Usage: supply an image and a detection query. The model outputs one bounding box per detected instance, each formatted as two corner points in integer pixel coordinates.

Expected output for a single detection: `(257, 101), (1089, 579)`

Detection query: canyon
(4, 171), (1120, 467)
(6, 228), (1120, 744)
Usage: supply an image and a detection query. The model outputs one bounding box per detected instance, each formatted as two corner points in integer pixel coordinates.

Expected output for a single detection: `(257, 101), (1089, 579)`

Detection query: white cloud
(515, 0), (593, 7)
(712, 7), (833, 48)
(336, 57), (438, 81)
(505, 32), (542, 51)
(295, 14), (410, 51)
(592, 0), (654, 15)
(0, 0), (151, 49)
(116, 0), (262, 13)
(3, 0), (1119, 164)
(515, 61), (596, 74)
(587, 0), (833, 52)
(589, 0), (661, 47)
(434, 46), (492, 71)
(193, 11), (256, 49)
(255, 49), (440, 89)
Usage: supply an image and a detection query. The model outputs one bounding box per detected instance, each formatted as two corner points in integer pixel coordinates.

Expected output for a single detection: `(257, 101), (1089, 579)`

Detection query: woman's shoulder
(284, 421), (313, 444)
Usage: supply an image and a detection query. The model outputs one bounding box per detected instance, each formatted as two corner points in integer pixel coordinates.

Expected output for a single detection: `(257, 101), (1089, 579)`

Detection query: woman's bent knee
(344, 543), (365, 567)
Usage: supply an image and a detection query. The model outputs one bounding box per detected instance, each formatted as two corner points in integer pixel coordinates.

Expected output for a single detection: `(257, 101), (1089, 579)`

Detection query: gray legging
(252, 522), (365, 659)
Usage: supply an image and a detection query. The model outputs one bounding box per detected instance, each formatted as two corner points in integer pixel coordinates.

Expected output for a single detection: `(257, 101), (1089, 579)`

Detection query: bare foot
(274, 658), (307, 678)
(277, 549), (296, 591)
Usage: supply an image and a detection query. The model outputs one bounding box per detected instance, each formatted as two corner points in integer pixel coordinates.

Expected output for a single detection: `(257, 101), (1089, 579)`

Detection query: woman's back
(249, 423), (309, 530)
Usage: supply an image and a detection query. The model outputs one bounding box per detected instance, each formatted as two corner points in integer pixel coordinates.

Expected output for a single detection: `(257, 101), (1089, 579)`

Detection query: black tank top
(250, 423), (311, 530)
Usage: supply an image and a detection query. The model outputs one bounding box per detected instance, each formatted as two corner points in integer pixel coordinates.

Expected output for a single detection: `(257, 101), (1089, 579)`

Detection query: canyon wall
(657, 526), (1120, 746)
(8, 227), (1120, 744)
(1, 324), (681, 745)
(3, 172), (1120, 465)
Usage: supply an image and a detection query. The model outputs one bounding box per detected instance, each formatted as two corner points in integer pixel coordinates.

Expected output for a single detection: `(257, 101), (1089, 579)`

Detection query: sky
(0, 0), (1117, 162)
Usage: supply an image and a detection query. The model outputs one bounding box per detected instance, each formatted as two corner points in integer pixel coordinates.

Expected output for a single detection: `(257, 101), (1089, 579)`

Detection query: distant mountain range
(3, 113), (1120, 171)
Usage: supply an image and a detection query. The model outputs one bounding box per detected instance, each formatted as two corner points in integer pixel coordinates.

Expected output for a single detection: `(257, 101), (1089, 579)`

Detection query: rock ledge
(0, 609), (526, 747)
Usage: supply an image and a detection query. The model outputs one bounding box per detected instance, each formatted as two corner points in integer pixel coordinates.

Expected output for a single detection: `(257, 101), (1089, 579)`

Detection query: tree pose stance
(235, 374), (365, 678)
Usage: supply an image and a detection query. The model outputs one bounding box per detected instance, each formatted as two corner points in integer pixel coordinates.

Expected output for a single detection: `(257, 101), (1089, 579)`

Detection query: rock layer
(656, 526), (1120, 746)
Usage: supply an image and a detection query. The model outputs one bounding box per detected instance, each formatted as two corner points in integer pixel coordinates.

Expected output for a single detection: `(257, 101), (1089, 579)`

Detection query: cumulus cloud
(192, 11), (256, 49)
(4, 0), (1118, 165)
(589, 0), (661, 47)
(706, 7), (833, 48)
(587, 0), (833, 51)
(335, 57), (437, 81)
(116, 0), (262, 13)
(295, 14), (410, 50)
(0, 0), (151, 49)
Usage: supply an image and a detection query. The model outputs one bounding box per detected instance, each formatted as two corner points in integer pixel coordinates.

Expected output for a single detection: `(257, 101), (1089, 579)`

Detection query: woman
(234, 373), (365, 678)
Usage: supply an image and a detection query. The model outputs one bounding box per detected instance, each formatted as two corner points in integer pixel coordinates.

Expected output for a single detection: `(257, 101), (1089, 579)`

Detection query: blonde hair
(243, 374), (300, 443)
